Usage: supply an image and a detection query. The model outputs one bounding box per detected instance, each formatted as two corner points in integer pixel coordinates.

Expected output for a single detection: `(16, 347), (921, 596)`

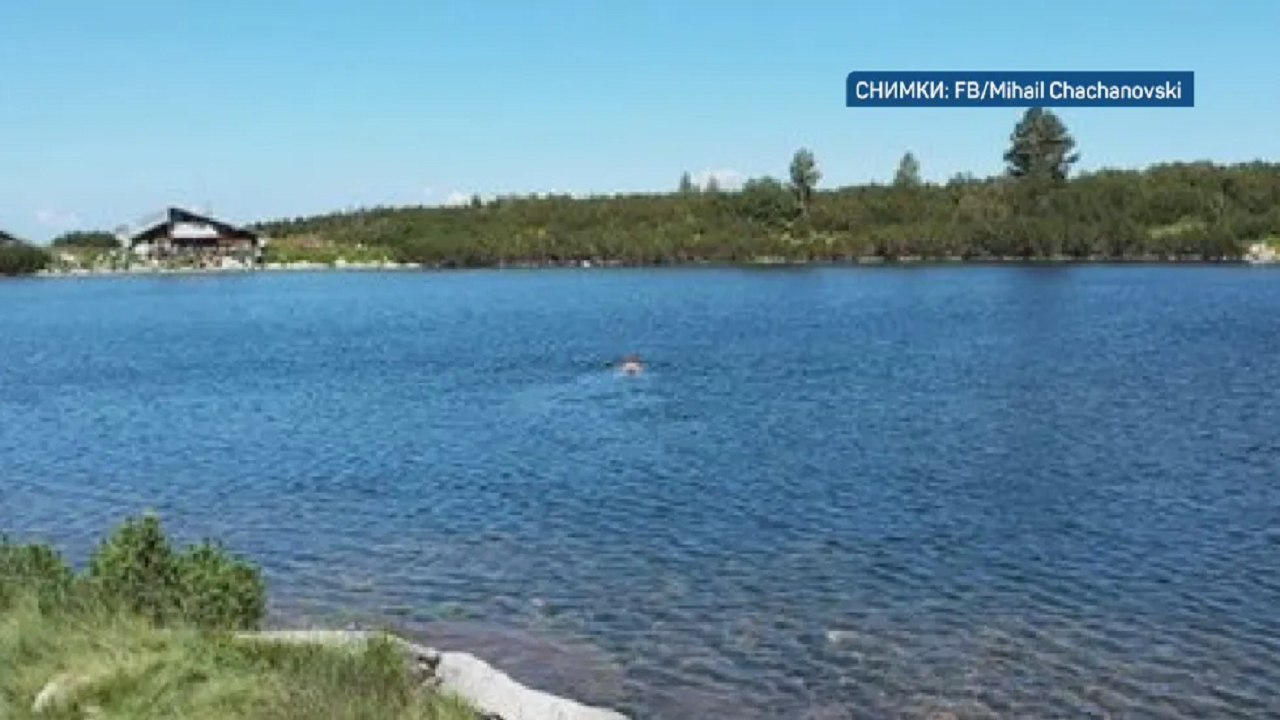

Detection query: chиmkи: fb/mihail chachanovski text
(851, 79), (1185, 102)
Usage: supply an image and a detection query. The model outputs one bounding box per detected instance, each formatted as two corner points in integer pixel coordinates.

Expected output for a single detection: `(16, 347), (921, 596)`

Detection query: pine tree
(1004, 107), (1080, 182)
(678, 171), (696, 193)
(893, 152), (922, 187)
(789, 148), (821, 213)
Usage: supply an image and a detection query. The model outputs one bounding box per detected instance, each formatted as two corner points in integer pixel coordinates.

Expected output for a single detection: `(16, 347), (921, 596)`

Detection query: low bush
(175, 539), (267, 631)
(1, 512), (266, 631)
(0, 514), (478, 719)
(0, 538), (73, 612)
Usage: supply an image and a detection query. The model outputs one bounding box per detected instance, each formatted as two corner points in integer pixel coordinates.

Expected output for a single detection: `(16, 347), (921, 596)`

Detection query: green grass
(262, 240), (397, 265)
(0, 595), (478, 720)
(0, 515), (478, 720)
(1148, 218), (1208, 239)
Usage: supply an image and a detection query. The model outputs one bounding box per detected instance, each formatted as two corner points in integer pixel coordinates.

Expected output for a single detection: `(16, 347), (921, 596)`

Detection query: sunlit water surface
(2, 267), (1279, 719)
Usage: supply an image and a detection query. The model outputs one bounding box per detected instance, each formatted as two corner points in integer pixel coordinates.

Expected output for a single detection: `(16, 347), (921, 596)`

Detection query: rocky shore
(1244, 242), (1279, 265)
(239, 630), (629, 720)
(30, 253), (1255, 279)
(35, 259), (425, 277)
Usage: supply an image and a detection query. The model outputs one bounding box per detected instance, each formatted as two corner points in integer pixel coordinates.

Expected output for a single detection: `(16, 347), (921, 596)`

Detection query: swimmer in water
(618, 353), (644, 375)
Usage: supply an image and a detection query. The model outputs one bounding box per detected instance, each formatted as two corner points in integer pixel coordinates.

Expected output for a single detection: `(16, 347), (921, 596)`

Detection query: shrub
(85, 512), (267, 630)
(87, 512), (182, 624)
(0, 536), (74, 611)
(1, 514), (267, 631)
(176, 540), (267, 631)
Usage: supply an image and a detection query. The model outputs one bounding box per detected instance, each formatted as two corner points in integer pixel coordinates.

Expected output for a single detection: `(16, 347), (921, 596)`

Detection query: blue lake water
(2, 266), (1279, 719)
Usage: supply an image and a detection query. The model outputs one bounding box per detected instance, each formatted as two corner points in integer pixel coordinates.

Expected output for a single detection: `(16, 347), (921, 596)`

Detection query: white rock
(32, 673), (91, 713)
(1245, 242), (1278, 265)
(434, 650), (628, 720)
(237, 630), (629, 720)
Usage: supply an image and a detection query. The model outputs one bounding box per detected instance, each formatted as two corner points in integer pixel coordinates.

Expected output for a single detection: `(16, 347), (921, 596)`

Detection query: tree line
(8, 107), (1280, 273)
(253, 108), (1279, 265)
(0, 230), (51, 275)
(49, 230), (120, 249)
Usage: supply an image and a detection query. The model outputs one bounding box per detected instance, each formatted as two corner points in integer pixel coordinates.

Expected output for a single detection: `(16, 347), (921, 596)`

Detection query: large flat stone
(237, 630), (630, 720)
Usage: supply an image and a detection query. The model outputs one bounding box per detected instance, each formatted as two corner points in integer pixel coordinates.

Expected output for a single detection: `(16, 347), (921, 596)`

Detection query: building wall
(133, 230), (262, 266)
(126, 211), (262, 265)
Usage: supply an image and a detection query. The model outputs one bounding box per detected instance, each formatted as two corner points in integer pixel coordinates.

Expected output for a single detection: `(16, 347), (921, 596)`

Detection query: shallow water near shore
(3, 266), (1280, 719)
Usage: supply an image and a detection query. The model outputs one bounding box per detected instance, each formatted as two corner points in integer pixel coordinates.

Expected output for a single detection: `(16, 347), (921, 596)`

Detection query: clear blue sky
(2, 0), (1277, 241)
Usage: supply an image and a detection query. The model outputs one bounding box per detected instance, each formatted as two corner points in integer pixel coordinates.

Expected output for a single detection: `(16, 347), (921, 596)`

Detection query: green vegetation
(7, 108), (1280, 276)
(893, 152), (922, 188)
(49, 231), (121, 249)
(1004, 106), (1079, 182)
(0, 515), (477, 719)
(0, 245), (50, 275)
(0, 603), (476, 720)
(262, 238), (397, 265)
(0, 231), (50, 275)
(251, 108), (1280, 267)
(46, 246), (132, 272)
(82, 513), (265, 630)
(788, 148), (821, 216)
(1, 512), (264, 633)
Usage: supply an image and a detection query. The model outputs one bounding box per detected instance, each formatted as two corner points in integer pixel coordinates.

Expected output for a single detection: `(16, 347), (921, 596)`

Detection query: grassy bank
(0, 601), (475, 720)
(0, 515), (478, 720)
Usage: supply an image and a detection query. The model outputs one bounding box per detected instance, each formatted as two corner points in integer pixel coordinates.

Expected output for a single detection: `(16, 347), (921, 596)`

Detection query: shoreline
(19, 254), (1271, 279)
(240, 629), (629, 720)
(31, 259), (424, 278)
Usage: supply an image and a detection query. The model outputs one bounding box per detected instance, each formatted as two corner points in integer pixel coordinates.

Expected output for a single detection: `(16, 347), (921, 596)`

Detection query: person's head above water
(618, 353), (644, 373)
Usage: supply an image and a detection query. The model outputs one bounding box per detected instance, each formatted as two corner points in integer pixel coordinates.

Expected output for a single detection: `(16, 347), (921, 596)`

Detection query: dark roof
(122, 207), (259, 244)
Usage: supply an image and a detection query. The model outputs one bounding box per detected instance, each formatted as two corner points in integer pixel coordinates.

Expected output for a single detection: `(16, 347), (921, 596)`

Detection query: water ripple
(3, 267), (1280, 719)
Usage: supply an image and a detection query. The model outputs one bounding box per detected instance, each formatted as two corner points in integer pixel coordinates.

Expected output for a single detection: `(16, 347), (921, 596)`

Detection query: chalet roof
(117, 207), (259, 243)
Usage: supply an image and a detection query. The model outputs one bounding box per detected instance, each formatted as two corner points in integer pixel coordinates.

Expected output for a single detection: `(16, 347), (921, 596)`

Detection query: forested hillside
(9, 107), (1280, 275)
(252, 108), (1280, 267)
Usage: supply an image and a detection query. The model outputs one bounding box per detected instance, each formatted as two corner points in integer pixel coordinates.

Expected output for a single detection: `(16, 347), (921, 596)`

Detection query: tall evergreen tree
(678, 171), (696, 194)
(1004, 107), (1080, 182)
(789, 148), (821, 213)
(893, 152), (922, 187)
